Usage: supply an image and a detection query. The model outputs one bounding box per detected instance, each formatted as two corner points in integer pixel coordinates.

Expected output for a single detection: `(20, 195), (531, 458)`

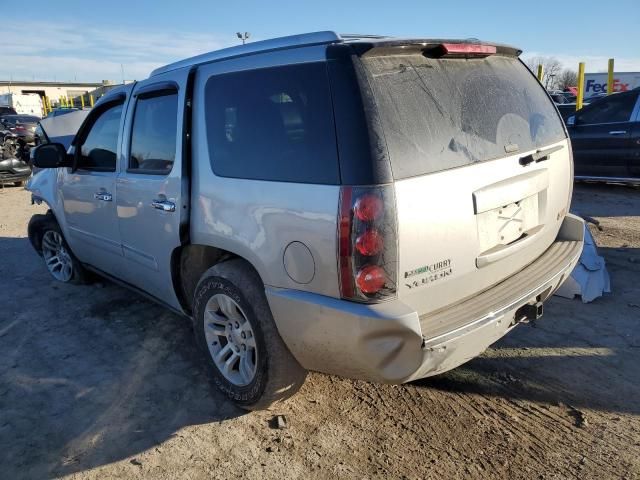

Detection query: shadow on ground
(0, 228), (638, 476)
(0, 237), (243, 478)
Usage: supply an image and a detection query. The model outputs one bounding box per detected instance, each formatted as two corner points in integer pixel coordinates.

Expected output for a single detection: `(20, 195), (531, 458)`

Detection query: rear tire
(193, 259), (307, 410)
(29, 213), (88, 285)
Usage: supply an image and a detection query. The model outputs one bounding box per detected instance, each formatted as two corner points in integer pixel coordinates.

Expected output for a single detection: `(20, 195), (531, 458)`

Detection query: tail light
(339, 186), (397, 302)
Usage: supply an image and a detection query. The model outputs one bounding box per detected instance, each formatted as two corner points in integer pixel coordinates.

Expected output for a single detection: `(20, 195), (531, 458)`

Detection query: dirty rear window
(362, 54), (566, 179)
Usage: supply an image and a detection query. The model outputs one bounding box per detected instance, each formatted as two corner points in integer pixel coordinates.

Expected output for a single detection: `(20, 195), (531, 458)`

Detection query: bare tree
(556, 69), (578, 91)
(523, 56), (563, 90)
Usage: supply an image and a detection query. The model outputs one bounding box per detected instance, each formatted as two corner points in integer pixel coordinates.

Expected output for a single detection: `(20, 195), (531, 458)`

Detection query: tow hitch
(515, 301), (544, 324)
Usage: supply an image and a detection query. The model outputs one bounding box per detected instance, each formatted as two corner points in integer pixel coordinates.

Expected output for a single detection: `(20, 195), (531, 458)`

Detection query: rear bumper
(267, 214), (585, 383)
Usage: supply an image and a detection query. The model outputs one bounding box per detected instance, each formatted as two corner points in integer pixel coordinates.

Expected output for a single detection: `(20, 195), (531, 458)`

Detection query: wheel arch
(27, 209), (56, 255)
(172, 243), (265, 315)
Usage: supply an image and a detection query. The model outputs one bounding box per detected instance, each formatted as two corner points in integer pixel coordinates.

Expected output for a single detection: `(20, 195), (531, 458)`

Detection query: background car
(549, 91), (576, 104)
(567, 88), (640, 183)
(0, 114), (39, 162)
(0, 157), (31, 186)
(0, 106), (18, 117)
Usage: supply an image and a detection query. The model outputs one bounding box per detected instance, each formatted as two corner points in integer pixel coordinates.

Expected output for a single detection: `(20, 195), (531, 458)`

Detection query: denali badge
(404, 259), (451, 279)
(404, 258), (453, 290)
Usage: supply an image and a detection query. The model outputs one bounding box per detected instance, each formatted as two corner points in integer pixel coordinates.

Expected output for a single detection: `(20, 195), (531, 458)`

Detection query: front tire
(30, 214), (88, 284)
(193, 259), (307, 410)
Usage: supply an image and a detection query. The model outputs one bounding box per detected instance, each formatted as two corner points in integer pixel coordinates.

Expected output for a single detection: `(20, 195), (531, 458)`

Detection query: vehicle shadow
(415, 245), (640, 416)
(0, 236), (244, 478)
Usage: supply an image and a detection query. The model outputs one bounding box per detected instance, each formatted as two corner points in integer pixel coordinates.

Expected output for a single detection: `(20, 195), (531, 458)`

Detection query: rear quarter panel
(190, 46), (341, 297)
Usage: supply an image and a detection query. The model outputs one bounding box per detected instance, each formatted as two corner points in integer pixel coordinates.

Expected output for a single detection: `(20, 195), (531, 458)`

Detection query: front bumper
(267, 214), (585, 383)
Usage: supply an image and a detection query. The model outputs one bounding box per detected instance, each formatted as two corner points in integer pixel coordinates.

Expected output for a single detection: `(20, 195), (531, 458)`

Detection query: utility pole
(236, 32), (250, 45)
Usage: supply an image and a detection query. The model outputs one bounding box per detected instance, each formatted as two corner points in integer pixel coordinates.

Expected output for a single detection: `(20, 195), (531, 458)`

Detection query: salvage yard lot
(0, 183), (639, 479)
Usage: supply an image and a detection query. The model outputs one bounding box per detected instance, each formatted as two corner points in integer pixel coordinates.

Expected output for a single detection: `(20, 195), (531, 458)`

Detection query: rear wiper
(519, 144), (564, 166)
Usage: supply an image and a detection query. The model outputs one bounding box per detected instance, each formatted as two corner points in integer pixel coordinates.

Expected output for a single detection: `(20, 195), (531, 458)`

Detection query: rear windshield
(361, 53), (566, 179)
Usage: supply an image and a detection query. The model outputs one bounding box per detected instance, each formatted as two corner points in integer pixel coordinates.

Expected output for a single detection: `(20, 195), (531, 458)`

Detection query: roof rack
(151, 31), (345, 77)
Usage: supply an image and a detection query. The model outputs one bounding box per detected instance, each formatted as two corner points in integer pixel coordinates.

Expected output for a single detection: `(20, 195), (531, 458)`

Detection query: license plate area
(476, 193), (540, 252)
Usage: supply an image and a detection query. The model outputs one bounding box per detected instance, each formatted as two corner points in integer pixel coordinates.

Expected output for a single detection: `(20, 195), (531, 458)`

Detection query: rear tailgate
(359, 43), (571, 317)
(395, 140), (570, 315)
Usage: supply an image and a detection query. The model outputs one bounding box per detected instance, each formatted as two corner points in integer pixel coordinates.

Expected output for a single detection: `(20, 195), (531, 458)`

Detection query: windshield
(361, 53), (566, 179)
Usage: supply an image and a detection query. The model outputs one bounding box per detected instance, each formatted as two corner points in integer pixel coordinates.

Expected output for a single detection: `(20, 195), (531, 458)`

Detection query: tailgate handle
(476, 225), (544, 268)
(519, 145), (564, 166)
(609, 130), (627, 135)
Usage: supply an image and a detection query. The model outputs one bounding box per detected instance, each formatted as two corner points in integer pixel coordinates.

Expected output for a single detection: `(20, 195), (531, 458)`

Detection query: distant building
(0, 80), (128, 106)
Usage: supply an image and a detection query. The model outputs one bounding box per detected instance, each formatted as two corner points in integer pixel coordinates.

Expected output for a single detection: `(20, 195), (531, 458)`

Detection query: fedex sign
(584, 72), (640, 96)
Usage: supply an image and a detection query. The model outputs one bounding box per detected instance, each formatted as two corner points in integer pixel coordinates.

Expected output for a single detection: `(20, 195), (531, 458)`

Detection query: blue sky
(2, 0), (639, 82)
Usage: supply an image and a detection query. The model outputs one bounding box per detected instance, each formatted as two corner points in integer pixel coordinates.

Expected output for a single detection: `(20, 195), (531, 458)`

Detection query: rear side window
(129, 92), (178, 174)
(361, 54), (566, 179)
(576, 91), (639, 125)
(78, 103), (123, 171)
(204, 62), (339, 184)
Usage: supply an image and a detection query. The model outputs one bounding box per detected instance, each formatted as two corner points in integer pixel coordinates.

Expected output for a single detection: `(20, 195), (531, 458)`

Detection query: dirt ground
(0, 183), (639, 480)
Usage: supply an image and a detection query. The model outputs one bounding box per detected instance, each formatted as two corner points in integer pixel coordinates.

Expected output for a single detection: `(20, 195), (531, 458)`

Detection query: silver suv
(27, 32), (584, 409)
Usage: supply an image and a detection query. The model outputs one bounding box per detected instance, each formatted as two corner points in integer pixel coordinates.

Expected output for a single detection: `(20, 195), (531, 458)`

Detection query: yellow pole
(537, 64), (544, 83)
(89, 95), (94, 107)
(69, 96), (74, 108)
(576, 62), (585, 111)
(607, 58), (614, 94)
(81, 95), (85, 108)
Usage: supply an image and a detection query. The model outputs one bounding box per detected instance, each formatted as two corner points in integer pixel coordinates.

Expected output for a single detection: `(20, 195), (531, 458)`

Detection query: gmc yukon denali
(27, 32), (584, 409)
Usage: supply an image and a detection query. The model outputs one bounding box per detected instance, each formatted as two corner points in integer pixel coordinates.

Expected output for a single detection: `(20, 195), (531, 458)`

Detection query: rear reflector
(438, 43), (496, 57)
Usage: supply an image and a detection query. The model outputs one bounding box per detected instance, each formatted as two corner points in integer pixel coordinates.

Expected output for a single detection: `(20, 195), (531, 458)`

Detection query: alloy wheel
(41, 230), (74, 282)
(204, 293), (258, 386)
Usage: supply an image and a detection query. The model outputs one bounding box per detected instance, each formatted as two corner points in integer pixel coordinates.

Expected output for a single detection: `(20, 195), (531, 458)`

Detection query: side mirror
(31, 143), (72, 168)
(566, 115), (576, 127)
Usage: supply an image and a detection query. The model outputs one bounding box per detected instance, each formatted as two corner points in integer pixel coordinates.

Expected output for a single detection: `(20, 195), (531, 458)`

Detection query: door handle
(609, 130), (627, 135)
(94, 192), (112, 202)
(151, 199), (176, 212)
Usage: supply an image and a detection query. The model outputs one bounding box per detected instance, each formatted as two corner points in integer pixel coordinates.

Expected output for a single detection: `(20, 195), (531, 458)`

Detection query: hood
(38, 109), (90, 149)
